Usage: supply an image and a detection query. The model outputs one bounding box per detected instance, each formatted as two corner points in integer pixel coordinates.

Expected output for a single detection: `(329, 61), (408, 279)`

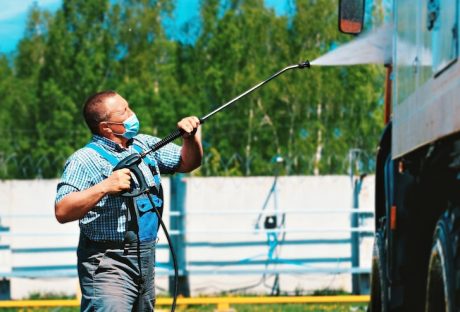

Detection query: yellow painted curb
(0, 295), (370, 308)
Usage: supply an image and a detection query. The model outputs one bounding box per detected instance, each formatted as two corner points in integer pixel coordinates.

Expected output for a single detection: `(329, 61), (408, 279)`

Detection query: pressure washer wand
(200, 61), (310, 123)
(140, 60), (310, 158)
(114, 61), (310, 197)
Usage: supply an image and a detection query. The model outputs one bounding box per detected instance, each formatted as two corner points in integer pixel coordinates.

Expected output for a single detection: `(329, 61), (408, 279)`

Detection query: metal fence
(0, 209), (374, 275)
(0, 175), (375, 298)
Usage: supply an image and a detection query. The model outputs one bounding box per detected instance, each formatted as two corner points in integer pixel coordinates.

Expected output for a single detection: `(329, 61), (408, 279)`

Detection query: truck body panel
(392, 0), (459, 158)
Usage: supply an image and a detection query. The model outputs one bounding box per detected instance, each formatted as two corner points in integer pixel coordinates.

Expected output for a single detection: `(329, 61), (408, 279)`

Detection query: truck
(340, 0), (460, 311)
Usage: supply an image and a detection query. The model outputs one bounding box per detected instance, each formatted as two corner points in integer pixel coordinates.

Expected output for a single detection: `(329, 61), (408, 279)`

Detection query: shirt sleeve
(140, 134), (182, 174)
(55, 155), (93, 203)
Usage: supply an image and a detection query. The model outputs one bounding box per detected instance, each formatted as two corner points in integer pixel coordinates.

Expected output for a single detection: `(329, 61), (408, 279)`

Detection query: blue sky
(0, 0), (61, 53)
(0, 0), (288, 54)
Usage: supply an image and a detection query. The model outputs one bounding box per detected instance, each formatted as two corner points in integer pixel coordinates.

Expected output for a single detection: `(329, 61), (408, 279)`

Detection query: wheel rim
(426, 239), (447, 312)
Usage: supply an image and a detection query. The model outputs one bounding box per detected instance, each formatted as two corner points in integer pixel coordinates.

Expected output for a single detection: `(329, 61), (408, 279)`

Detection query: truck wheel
(425, 211), (457, 312)
(370, 230), (388, 312)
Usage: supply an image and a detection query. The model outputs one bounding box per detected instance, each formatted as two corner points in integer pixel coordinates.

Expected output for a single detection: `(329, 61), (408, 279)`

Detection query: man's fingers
(114, 168), (132, 180)
(188, 117), (200, 128)
(190, 116), (200, 127)
(178, 116), (200, 135)
(108, 169), (132, 191)
(118, 176), (131, 190)
(120, 168), (131, 175)
(121, 181), (131, 190)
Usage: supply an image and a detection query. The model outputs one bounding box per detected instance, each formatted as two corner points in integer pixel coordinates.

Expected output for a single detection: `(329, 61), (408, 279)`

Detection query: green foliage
(0, 0), (384, 178)
(27, 291), (76, 300)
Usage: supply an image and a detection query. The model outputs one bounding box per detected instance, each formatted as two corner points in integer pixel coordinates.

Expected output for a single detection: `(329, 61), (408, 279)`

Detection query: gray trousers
(77, 235), (156, 311)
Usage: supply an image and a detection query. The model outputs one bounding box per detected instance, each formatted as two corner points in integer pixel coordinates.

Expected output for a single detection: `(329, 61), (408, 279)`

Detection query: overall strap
(133, 141), (157, 168)
(132, 143), (143, 154)
(86, 141), (147, 166)
(132, 141), (163, 219)
(85, 142), (118, 166)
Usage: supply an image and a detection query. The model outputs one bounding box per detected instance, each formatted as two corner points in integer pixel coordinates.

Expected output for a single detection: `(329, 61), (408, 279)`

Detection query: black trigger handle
(113, 154), (150, 198)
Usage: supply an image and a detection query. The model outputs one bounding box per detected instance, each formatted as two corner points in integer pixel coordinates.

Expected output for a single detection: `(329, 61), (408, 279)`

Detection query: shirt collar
(91, 135), (134, 152)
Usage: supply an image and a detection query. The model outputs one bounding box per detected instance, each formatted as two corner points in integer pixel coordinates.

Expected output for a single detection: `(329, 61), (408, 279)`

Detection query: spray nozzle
(298, 60), (310, 68)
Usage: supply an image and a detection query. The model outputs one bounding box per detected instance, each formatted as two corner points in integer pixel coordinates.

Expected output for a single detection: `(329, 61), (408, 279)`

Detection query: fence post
(0, 279), (10, 300)
(168, 174), (190, 297)
(349, 149), (367, 295)
(351, 176), (363, 294)
(0, 219), (11, 300)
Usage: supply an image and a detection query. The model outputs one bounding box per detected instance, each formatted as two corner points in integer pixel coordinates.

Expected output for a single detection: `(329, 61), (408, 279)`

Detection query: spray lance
(113, 60), (310, 311)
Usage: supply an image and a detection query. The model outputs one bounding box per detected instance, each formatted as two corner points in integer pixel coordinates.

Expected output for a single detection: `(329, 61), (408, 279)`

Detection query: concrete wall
(0, 176), (375, 298)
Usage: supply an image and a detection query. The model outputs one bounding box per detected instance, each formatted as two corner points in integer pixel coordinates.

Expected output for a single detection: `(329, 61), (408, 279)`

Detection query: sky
(0, 0), (61, 53)
(0, 0), (289, 54)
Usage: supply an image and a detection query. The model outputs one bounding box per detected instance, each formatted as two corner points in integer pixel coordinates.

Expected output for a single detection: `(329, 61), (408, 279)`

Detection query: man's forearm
(55, 182), (108, 224)
(178, 128), (203, 173)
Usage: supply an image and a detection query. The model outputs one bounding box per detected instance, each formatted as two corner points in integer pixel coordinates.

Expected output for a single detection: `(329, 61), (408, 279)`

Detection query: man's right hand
(102, 168), (132, 195)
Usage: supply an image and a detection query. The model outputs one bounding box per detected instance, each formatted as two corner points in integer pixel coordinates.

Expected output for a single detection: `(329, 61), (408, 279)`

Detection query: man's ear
(98, 122), (111, 136)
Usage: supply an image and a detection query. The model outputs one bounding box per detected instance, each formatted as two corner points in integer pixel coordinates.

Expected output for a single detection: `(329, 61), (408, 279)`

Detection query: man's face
(102, 94), (134, 135)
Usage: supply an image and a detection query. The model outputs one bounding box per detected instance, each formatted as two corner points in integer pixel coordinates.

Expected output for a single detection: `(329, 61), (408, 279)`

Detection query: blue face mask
(110, 114), (140, 139)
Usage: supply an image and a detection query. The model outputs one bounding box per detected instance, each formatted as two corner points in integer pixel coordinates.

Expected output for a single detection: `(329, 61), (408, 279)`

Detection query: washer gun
(113, 60), (310, 197)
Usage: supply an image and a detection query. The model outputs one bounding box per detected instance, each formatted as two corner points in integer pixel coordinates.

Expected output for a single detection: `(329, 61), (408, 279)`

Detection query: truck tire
(370, 230), (388, 312)
(425, 210), (457, 312)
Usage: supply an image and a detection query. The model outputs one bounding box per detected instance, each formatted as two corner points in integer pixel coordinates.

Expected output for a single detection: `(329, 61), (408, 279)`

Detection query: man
(55, 90), (202, 311)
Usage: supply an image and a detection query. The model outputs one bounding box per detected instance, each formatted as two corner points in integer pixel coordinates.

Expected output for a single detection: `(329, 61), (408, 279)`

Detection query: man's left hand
(177, 116), (200, 138)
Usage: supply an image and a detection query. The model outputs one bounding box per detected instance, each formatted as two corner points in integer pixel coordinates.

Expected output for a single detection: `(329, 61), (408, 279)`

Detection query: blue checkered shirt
(55, 134), (181, 242)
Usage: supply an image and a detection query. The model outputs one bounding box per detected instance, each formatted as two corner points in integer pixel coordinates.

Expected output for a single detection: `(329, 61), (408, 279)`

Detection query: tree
(287, 0), (384, 175)
(34, 0), (116, 177)
(0, 4), (52, 178)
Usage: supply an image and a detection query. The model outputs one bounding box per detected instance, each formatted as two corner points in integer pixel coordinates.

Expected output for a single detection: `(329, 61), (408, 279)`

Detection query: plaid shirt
(56, 134), (181, 242)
